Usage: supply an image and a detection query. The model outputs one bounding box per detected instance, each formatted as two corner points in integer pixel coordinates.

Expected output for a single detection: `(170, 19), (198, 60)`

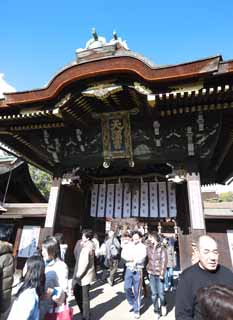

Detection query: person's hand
(46, 288), (54, 298)
(52, 290), (65, 306)
(159, 276), (164, 282)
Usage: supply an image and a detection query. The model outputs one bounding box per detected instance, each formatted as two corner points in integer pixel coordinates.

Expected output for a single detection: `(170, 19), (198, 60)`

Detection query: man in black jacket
(175, 235), (233, 320)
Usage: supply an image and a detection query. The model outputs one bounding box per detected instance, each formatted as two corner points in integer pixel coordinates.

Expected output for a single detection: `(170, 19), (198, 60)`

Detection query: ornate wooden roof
(0, 37), (233, 183)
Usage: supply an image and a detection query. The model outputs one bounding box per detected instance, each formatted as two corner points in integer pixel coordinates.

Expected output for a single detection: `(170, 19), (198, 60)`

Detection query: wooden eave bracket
(0, 108), (63, 122)
(52, 108), (63, 118)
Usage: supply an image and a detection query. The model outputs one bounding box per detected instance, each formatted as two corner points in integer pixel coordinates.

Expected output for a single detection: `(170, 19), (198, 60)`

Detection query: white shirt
(121, 241), (147, 271)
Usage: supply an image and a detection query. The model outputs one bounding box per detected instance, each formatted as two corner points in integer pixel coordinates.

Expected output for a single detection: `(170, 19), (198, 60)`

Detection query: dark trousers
(109, 258), (119, 284)
(73, 283), (90, 320)
(99, 255), (108, 281)
(0, 307), (11, 320)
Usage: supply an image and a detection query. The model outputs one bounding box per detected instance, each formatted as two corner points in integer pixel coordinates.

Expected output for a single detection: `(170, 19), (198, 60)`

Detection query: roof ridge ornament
(92, 28), (98, 41)
(109, 31), (129, 50)
(85, 28), (107, 49)
(76, 29), (129, 59)
(113, 31), (118, 40)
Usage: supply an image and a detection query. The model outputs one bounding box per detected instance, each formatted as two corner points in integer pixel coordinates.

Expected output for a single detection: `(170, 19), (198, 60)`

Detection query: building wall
(206, 219), (233, 269)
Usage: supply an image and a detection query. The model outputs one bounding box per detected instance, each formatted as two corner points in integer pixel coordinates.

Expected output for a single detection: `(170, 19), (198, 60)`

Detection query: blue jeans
(164, 267), (174, 290)
(149, 274), (165, 313)
(124, 268), (143, 313)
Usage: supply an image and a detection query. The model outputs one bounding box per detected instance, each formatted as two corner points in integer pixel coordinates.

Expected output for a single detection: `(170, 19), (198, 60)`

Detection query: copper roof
(0, 53), (225, 107)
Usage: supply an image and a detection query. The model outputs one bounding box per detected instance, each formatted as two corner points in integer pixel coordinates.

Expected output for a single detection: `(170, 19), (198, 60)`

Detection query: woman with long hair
(7, 255), (45, 320)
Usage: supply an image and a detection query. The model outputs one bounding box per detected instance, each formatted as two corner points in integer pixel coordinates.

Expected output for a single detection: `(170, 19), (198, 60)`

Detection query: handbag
(44, 303), (73, 320)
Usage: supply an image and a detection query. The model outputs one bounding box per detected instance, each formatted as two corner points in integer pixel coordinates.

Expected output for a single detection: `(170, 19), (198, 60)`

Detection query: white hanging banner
(227, 230), (233, 267)
(149, 182), (158, 218)
(90, 184), (98, 217)
(132, 185), (140, 217)
(140, 182), (149, 217)
(159, 182), (168, 218)
(97, 183), (106, 217)
(132, 184), (139, 217)
(115, 183), (123, 218)
(123, 183), (131, 218)
(91, 181), (176, 219)
(106, 184), (114, 218)
(168, 182), (177, 218)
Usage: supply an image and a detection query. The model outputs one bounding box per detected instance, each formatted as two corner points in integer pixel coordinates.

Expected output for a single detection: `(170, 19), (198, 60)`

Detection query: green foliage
(29, 164), (52, 200)
(218, 192), (233, 202)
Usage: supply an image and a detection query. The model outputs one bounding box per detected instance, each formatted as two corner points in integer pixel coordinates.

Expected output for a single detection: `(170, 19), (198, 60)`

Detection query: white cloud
(0, 74), (16, 98)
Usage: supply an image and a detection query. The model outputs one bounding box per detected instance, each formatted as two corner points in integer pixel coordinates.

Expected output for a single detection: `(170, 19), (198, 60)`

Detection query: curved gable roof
(1, 53), (222, 107)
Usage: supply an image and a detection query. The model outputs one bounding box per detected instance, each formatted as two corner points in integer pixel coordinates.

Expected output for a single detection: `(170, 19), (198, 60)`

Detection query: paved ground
(70, 273), (176, 320)
(13, 270), (176, 319)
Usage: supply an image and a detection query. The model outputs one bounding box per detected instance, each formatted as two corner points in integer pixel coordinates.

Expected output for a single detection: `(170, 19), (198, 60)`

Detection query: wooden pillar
(43, 177), (61, 239)
(186, 172), (206, 242)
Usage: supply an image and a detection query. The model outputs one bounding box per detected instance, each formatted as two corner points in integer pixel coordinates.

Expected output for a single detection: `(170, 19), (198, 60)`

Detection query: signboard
(101, 111), (133, 161)
(18, 225), (41, 258)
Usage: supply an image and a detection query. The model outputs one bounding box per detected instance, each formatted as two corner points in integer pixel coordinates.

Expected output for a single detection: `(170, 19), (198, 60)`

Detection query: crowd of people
(0, 227), (233, 320)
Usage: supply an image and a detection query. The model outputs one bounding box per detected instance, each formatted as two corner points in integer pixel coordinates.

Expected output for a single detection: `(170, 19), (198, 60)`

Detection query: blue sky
(1, 0), (233, 91)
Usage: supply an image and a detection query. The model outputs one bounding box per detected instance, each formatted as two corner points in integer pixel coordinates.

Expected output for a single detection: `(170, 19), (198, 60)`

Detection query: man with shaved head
(175, 235), (233, 319)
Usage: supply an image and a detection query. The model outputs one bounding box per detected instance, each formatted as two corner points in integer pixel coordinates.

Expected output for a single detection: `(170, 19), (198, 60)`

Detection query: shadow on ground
(140, 284), (176, 316)
(72, 291), (125, 320)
